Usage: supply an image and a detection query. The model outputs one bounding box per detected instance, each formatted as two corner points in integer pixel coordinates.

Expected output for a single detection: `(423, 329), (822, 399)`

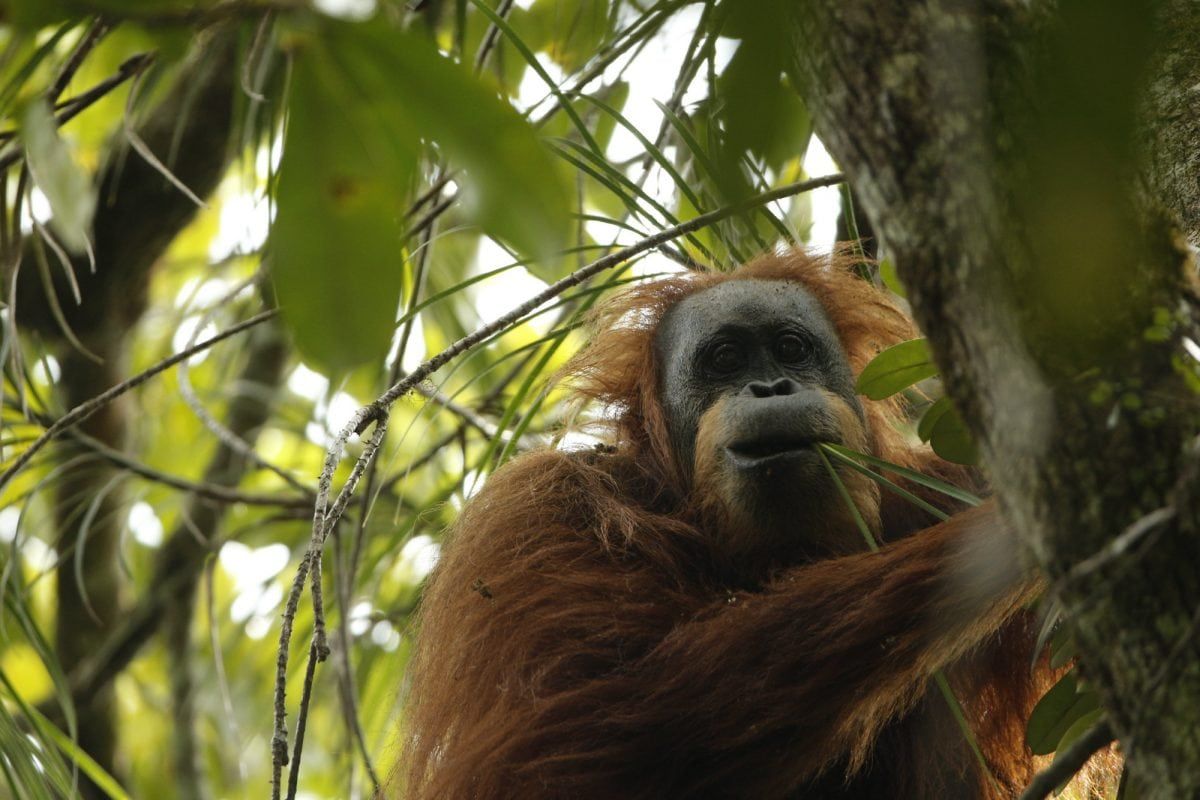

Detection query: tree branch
(269, 173), (846, 796)
(12, 23), (241, 338)
(789, 1), (1200, 795)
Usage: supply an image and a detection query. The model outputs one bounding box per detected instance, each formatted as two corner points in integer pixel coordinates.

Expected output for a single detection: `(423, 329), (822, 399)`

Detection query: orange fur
(398, 249), (1066, 799)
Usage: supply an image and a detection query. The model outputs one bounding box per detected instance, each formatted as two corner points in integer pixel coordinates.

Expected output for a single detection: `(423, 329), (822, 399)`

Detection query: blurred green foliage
(0, 1), (829, 797)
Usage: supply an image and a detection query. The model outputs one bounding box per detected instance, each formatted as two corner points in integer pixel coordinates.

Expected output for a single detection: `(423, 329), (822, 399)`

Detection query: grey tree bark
(790, 0), (1200, 796)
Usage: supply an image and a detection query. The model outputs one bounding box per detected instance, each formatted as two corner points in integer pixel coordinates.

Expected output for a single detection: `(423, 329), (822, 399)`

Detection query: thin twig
(271, 550), (312, 784)
(177, 277), (308, 493)
(241, 12), (274, 102)
(1059, 505), (1177, 589)
(404, 172), (453, 220)
(1017, 721), (1114, 800)
(412, 382), (539, 448)
(473, 0), (516, 73)
(284, 641), (321, 800)
(271, 415), (388, 799)
(47, 18), (112, 104)
(62, 427), (311, 508)
(55, 52), (155, 124)
(371, 174), (843, 420)
(267, 174), (845, 794)
(0, 54), (154, 165)
(0, 310), (277, 491)
(310, 417), (390, 657)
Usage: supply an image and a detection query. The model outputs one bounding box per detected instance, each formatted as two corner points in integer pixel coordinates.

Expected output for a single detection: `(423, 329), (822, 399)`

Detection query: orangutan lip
(725, 440), (820, 469)
(727, 439), (815, 459)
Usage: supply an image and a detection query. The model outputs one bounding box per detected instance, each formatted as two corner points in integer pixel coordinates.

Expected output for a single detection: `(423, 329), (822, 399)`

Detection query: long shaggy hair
(396, 249), (1108, 799)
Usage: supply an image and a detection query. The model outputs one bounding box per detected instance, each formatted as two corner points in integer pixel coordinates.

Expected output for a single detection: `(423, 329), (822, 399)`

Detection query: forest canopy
(0, 0), (1198, 798)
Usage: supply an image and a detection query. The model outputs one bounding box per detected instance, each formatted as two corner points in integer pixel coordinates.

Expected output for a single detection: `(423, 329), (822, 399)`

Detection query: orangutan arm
(405, 484), (1032, 799)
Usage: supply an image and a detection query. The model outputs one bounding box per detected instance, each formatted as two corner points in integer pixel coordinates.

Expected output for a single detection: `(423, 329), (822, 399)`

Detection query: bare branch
(48, 18), (112, 104)
(0, 311), (277, 491)
(268, 173), (845, 794)
(0, 54), (154, 166)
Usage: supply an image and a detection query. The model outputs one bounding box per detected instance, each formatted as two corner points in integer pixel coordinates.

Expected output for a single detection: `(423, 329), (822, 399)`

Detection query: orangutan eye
(707, 342), (746, 375)
(774, 333), (809, 363)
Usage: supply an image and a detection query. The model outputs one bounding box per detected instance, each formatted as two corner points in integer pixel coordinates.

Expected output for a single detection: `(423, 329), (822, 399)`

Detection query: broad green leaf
(21, 98), (95, 253)
(1025, 671), (1101, 756)
(7, 1), (75, 31)
(917, 396), (978, 465)
(1055, 706), (1104, 752)
(339, 18), (572, 267)
(1049, 624), (1077, 670)
(1034, 706), (1105, 798)
(916, 395), (949, 443)
(710, 0), (809, 189)
(929, 411), (977, 465)
(879, 258), (907, 298)
(271, 28), (416, 373)
(1032, 604), (1070, 673)
(1117, 765), (1137, 800)
(526, 0), (610, 72)
(856, 338), (938, 400)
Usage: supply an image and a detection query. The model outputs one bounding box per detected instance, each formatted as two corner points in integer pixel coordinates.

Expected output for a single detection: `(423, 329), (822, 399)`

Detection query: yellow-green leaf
(341, 18), (572, 265)
(1025, 671), (1102, 756)
(21, 98), (95, 253)
(917, 396), (978, 465)
(856, 338), (937, 400)
(879, 258), (907, 298)
(271, 29), (416, 373)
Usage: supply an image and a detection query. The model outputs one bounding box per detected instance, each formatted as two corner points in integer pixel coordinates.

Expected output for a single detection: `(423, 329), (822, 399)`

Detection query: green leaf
(272, 19), (574, 364)
(1049, 624), (1077, 670)
(1036, 706), (1106, 798)
(713, 0), (787, 157)
(1055, 706), (1104, 752)
(918, 396), (978, 465)
(821, 443), (983, 506)
(1117, 765), (1137, 800)
(856, 338), (938, 400)
(7, 1), (75, 31)
(590, 80), (630, 154)
(20, 98), (95, 253)
(879, 258), (907, 298)
(271, 26), (416, 373)
(341, 17), (572, 266)
(1025, 671), (1102, 756)
(916, 395), (949, 443)
(525, 0), (610, 72)
(20, 700), (132, 800)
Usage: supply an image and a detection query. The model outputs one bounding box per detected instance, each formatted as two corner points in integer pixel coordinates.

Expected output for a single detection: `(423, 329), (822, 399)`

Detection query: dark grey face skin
(654, 280), (862, 482)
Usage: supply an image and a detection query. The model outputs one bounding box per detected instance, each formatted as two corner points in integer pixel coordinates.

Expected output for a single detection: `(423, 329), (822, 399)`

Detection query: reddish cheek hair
(564, 248), (960, 503)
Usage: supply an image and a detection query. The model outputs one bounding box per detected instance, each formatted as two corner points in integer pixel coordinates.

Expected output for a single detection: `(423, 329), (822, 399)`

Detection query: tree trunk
(11, 24), (241, 795)
(790, 0), (1200, 795)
